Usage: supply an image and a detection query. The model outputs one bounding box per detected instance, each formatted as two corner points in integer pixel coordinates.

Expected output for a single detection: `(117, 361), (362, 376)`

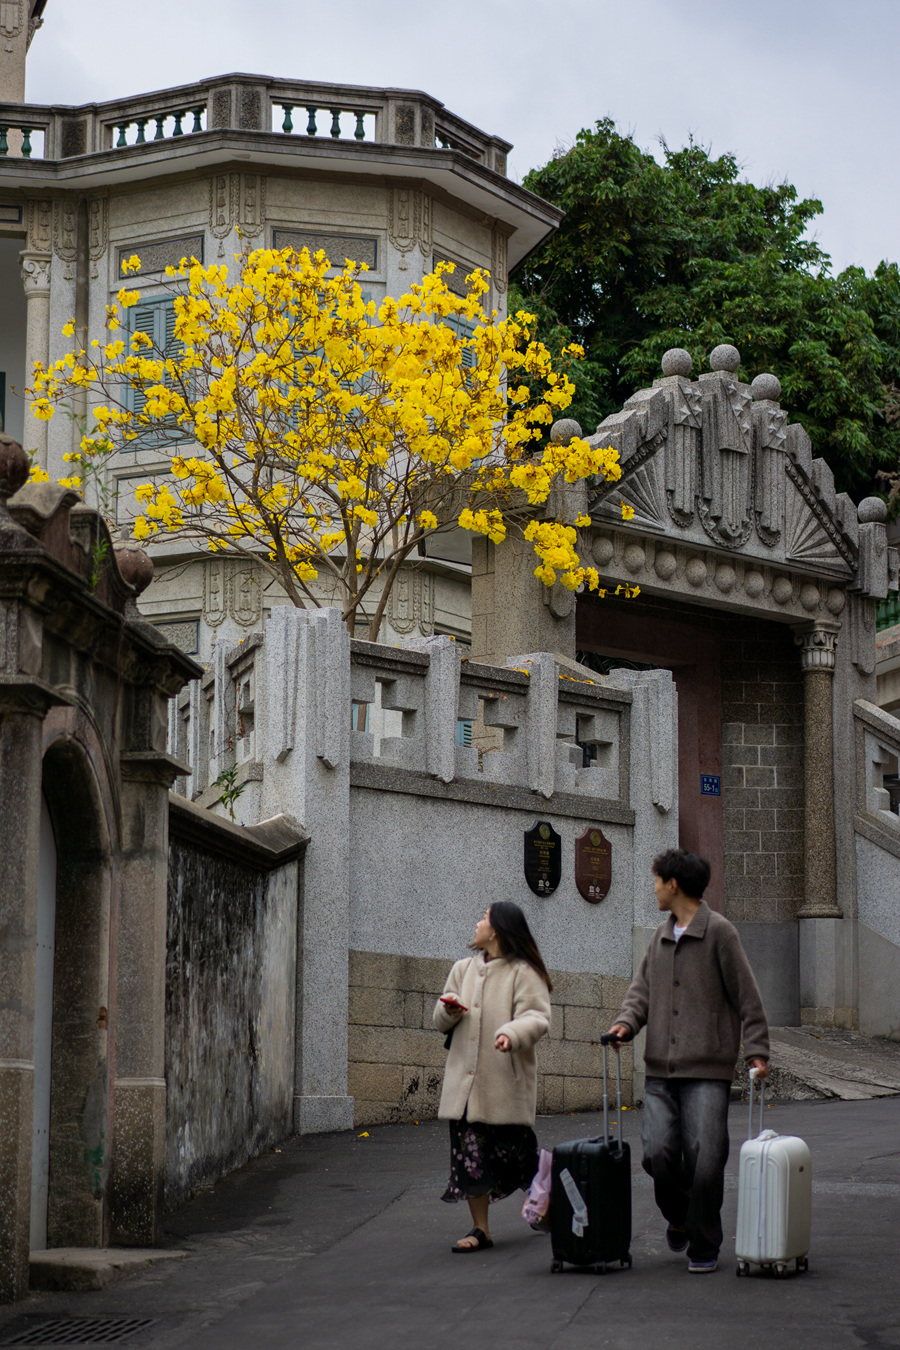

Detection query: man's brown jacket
(615, 901), (769, 1080)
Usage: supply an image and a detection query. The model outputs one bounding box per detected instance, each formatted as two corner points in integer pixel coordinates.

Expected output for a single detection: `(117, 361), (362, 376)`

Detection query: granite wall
(164, 801), (305, 1207)
(348, 951), (634, 1125)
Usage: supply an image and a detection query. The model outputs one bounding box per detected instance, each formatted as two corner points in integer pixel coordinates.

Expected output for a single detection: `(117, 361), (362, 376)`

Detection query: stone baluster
(19, 250), (52, 469)
(793, 620), (842, 918)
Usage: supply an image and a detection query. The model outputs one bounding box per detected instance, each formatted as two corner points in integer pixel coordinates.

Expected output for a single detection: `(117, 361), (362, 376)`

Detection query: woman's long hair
(480, 901), (552, 991)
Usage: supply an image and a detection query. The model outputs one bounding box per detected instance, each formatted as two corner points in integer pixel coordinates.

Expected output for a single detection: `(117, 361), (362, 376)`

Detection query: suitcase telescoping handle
(748, 1064), (765, 1139)
(599, 1032), (624, 1149)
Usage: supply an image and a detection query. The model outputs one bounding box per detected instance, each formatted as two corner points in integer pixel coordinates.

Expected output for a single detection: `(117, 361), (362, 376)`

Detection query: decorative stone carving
(231, 561), (261, 627)
(204, 558), (227, 627)
(53, 200), (77, 281)
(211, 88), (232, 129)
(664, 377), (701, 526)
(240, 174), (266, 239)
(386, 568), (434, 635)
(88, 196), (108, 279)
(116, 234), (204, 277)
(0, 1), (22, 37)
(709, 344), (740, 372)
(490, 225), (508, 294)
(698, 366), (753, 548)
(585, 346), (894, 616)
(20, 251), (51, 295)
(273, 229), (377, 271)
(239, 88), (263, 131)
(26, 198), (51, 253)
(390, 188), (432, 270)
(849, 595), (876, 675)
(209, 172), (238, 240)
(550, 418), (582, 446)
(661, 348), (692, 377)
(750, 373), (781, 402)
(793, 622), (839, 672)
(393, 103), (416, 145)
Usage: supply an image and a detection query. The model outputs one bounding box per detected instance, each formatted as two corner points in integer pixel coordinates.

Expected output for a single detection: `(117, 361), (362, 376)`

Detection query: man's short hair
(652, 849), (711, 899)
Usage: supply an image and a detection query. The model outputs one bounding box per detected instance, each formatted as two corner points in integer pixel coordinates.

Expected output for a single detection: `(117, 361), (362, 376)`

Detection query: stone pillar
(263, 607), (354, 1135)
(108, 759), (175, 1246)
(793, 620), (854, 1028)
(0, 701), (43, 1303)
(0, 435), (47, 1302)
(793, 621), (841, 919)
(19, 252), (52, 468)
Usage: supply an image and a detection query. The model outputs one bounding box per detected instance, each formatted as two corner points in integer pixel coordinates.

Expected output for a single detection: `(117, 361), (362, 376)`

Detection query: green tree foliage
(515, 119), (900, 498)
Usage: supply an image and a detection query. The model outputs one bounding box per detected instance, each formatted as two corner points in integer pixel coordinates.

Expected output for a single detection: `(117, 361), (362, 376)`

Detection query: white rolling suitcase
(735, 1067), (811, 1278)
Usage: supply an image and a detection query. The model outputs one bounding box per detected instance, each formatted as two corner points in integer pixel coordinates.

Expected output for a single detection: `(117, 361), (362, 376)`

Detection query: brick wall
(720, 619), (804, 923)
(348, 951), (634, 1127)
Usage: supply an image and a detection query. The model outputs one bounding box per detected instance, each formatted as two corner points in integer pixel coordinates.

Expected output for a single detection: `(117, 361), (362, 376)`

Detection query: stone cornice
(586, 528), (850, 625)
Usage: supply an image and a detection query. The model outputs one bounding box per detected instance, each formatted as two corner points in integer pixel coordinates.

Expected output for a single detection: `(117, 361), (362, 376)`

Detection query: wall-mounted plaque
(524, 821), (561, 897)
(575, 826), (612, 904)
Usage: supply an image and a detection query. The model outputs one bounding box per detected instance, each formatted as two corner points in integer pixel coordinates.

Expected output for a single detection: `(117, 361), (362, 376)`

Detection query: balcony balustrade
(0, 74), (510, 173)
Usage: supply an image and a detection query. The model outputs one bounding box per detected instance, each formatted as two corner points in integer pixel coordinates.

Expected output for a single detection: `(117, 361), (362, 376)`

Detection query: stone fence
(852, 698), (900, 1038)
(168, 607), (678, 1132)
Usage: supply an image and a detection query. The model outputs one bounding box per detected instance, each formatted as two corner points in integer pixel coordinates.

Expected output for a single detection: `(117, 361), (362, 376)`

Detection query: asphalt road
(1, 1097), (898, 1350)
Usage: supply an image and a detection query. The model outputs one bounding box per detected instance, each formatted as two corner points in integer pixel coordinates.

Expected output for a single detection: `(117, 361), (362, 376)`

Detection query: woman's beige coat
(433, 952), (551, 1126)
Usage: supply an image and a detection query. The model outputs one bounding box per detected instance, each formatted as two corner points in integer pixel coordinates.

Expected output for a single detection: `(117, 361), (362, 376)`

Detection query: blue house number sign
(700, 775), (721, 796)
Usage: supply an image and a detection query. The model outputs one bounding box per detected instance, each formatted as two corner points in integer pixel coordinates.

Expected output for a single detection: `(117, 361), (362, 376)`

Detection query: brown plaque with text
(575, 826), (612, 903)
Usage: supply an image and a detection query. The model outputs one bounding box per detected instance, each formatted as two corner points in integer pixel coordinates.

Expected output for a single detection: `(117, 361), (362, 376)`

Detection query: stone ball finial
(709, 344), (741, 373)
(0, 433), (29, 501)
(114, 542), (154, 595)
(550, 418), (582, 446)
(858, 497), (888, 524)
(750, 373), (781, 402)
(661, 348), (692, 378)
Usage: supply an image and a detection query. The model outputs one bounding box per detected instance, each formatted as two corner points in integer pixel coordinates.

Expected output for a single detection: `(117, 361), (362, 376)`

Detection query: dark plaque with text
(575, 826), (612, 904)
(524, 821), (562, 897)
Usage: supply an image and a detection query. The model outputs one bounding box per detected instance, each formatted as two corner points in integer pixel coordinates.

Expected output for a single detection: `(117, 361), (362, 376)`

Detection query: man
(608, 848), (769, 1274)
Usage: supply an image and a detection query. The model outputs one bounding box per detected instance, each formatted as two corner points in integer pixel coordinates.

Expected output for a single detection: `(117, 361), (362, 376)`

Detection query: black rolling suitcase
(549, 1033), (632, 1273)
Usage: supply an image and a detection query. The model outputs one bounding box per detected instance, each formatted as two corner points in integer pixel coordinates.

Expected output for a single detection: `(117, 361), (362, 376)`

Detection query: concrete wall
(168, 609), (679, 1132)
(165, 802), (305, 1206)
(852, 700), (900, 1039)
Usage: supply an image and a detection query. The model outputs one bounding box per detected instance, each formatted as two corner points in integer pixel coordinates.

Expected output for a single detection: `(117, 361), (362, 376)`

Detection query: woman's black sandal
(452, 1227), (494, 1253)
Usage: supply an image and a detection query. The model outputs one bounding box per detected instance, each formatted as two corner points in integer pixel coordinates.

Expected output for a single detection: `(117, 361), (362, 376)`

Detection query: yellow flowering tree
(28, 244), (635, 639)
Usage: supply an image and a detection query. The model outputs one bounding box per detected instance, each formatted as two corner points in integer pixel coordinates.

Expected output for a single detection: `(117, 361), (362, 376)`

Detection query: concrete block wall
(720, 618), (805, 923)
(348, 951), (634, 1127)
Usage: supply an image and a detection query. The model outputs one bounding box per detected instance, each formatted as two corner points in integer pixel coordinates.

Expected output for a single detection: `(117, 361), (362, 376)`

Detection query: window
(456, 719), (473, 747)
(125, 296), (189, 442)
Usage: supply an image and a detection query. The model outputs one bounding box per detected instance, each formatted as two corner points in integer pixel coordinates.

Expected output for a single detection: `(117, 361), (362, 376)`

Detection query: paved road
(1, 1097), (898, 1350)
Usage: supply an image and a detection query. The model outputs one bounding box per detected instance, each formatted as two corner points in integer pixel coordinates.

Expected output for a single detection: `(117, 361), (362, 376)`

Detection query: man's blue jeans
(642, 1077), (731, 1262)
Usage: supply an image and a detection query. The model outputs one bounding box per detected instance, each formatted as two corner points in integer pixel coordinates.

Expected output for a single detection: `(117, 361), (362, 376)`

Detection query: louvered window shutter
(128, 303), (159, 418)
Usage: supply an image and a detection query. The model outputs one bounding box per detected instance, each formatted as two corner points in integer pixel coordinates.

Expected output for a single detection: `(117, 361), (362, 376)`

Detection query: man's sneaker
(666, 1226), (689, 1253)
(688, 1258), (718, 1273)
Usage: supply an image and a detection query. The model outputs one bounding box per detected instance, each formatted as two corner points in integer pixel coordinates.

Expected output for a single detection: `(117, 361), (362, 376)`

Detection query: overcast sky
(26, 0), (899, 275)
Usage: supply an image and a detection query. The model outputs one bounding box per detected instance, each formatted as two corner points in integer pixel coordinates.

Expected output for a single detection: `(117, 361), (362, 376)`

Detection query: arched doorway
(40, 737), (113, 1249)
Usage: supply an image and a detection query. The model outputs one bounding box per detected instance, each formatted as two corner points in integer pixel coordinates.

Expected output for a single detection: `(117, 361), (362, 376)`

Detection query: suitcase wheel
(735, 1260), (748, 1277)
(593, 1263), (607, 1275)
(621, 1255), (633, 1269)
(774, 1263), (787, 1278)
(796, 1257), (809, 1274)
(550, 1260), (563, 1274)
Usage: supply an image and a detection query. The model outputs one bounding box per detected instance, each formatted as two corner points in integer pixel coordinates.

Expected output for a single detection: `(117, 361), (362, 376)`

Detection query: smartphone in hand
(440, 995), (467, 1012)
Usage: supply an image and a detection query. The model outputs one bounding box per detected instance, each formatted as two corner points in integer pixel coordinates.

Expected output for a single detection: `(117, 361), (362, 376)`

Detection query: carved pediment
(585, 345), (894, 601)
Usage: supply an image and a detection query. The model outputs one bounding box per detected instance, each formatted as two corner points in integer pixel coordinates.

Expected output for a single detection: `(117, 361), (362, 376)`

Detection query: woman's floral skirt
(441, 1112), (539, 1203)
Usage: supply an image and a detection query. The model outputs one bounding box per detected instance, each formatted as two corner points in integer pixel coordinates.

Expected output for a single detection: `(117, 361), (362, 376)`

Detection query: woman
(434, 901), (552, 1252)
